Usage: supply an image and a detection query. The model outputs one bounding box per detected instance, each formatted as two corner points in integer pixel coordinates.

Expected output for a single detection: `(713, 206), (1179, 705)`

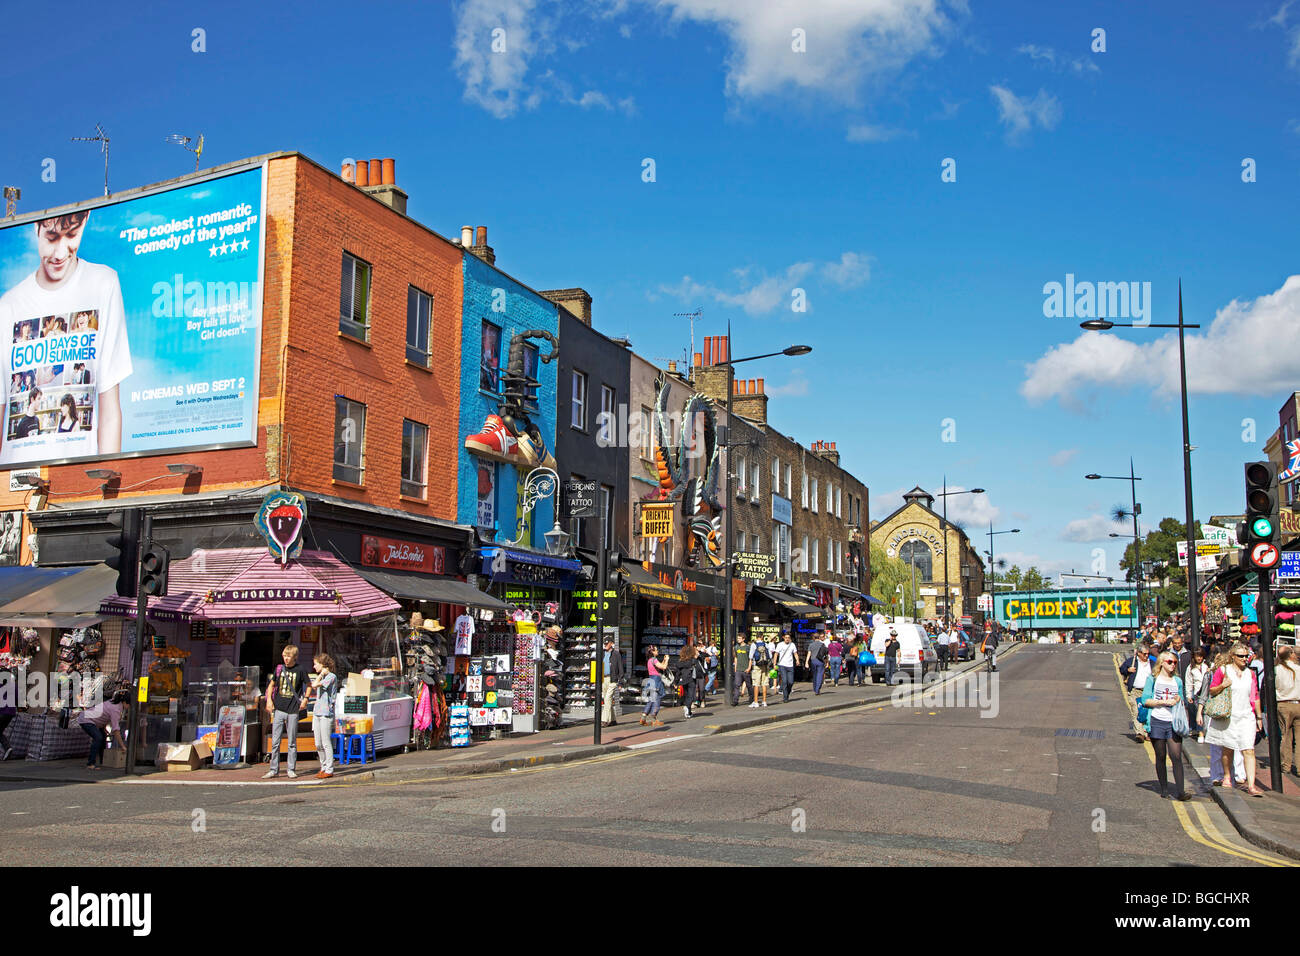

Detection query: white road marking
(11, 811), (28, 815)
(626, 734), (703, 750)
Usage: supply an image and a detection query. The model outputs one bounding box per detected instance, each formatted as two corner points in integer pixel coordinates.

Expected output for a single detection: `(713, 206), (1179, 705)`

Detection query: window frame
(405, 286), (432, 367)
(571, 370), (588, 431)
(639, 405), (653, 461)
(479, 319), (503, 394)
(400, 418), (429, 499)
(339, 253), (372, 341)
(750, 462), (760, 503)
(811, 477), (819, 513)
(801, 469), (808, 508)
(333, 396), (367, 484)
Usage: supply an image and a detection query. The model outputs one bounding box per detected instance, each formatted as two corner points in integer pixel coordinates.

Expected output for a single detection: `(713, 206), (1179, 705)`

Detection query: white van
(869, 622), (937, 683)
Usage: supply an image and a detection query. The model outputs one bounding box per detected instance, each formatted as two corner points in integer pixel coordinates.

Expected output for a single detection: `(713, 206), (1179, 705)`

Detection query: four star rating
(209, 237), (252, 257)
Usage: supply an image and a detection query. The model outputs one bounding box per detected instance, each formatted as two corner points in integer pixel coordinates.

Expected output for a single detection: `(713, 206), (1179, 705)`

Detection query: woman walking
(827, 633), (845, 687)
(673, 644), (702, 720)
(1186, 647), (1209, 743)
(1205, 642), (1265, 797)
(1275, 645), (1300, 775)
(640, 645), (669, 727)
(1140, 652), (1190, 800)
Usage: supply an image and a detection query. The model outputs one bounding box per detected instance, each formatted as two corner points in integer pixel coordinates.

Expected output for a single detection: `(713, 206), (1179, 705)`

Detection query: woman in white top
(1186, 647), (1209, 743)
(1275, 645), (1300, 776)
(1140, 652), (1189, 800)
(1205, 642), (1265, 796)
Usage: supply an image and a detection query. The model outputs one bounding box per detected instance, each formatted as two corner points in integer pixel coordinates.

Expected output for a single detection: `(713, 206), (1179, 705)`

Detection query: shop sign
(572, 587), (618, 626)
(213, 588), (336, 602)
(1202, 525), (1237, 545)
(750, 623), (781, 642)
(994, 588), (1138, 628)
(884, 525), (944, 559)
(638, 502), (675, 539)
(481, 550), (576, 589)
(627, 581), (687, 603)
(733, 551), (775, 581)
(216, 616), (337, 626)
(360, 534), (445, 574)
(1281, 509), (1300, 537)
(1176, 539), (1225, 572)
(254, 490), (308, 565)
(771, 494), (792, 526)
(564, 480), (599, 519)
(476, 463), (496, 529)
(1275, 551), (1300, 582)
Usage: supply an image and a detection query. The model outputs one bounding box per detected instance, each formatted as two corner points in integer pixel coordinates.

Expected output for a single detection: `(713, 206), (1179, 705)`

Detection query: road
(0, 645), (1289, 866)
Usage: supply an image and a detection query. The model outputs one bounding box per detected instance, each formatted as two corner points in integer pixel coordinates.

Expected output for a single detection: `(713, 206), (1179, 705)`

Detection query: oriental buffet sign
(884, 526), (945, 559)
(638, 502), (675, 539)
(211, 588), (341, 603)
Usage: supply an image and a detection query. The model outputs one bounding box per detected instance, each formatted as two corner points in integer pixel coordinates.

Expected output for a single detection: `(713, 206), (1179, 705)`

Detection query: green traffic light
(1252, 517), (1274, 538)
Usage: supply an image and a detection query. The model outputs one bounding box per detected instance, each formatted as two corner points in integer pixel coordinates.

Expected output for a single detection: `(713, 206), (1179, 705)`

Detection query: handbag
(1171, 699), (1190, 737)
(1204, 670), (1233, 720)
(659, 666), (675, 688)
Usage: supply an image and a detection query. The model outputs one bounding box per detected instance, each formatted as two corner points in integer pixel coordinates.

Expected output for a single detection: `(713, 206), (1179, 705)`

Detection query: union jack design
(1281, 438), (1300, 484)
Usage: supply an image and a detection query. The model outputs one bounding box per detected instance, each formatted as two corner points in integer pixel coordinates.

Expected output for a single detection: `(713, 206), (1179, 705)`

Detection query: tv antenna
(71, 124), (111, 196)
(166, 133), (205, 172)
(674, 308), (702, 364)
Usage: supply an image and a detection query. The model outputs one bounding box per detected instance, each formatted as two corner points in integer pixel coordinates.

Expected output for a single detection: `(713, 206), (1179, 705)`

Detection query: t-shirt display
(0, 260), (133, 464)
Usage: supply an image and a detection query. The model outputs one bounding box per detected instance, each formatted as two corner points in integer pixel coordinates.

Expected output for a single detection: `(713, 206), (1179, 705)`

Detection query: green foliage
(870, 540), (919, 614)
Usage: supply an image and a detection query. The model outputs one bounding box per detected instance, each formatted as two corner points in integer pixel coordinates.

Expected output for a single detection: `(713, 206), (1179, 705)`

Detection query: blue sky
(3, 0), (1299, 579)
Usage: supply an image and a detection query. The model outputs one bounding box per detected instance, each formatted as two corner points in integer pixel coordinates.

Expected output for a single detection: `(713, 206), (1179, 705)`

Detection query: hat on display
(422, 619), (446, 633)
(410, 611), (425, 630)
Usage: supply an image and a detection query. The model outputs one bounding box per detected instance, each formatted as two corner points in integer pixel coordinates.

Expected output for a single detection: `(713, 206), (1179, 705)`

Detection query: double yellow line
(1110, 654), (1294, 867)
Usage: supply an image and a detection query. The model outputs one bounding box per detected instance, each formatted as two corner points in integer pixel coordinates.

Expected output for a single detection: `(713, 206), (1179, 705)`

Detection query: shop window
(401, 419), (428, 498)
(339, 253), (371, 340)
(784, 463), (792, 499)
(333, 397), (366, 484)
(571, 370), (588, 431)
(522, 343), (539, 410)
(480, 320), (503, 393)
(736, 454), (747, 495)
(406, 286), (432, 366)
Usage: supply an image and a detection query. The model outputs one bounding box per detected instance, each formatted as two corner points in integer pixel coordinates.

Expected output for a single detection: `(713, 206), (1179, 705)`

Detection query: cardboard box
(101, 748), (126, 769)
(155, 740), (213, 772)
(343, 672), (371, 698)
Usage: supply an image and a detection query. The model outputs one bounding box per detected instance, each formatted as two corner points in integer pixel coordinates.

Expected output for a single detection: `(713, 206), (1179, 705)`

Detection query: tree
(1022, 566), (1046, 591)
(1114, 516), (1203, 616)
(870, 540), (919, 616)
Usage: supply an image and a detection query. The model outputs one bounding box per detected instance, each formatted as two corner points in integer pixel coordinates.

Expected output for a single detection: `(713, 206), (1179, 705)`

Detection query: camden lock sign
(733, 550), (776, 581)
(885, 525), (945, 559)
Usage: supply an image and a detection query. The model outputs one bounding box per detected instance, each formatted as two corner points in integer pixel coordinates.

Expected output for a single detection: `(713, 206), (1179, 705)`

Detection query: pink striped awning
(100, 548), (399, 624)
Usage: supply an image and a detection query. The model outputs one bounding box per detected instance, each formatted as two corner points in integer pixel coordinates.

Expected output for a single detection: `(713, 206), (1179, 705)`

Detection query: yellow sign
(640, 503), (674, 539)
(137, 677), (149, 702)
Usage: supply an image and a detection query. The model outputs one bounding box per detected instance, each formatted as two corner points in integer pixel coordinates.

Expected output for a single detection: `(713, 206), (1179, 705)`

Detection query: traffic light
(105, 508), (142, 598)
(1240, 461), (1281, 571)
(1277, 591), (1300, 640)
(139, 544), (169, 597)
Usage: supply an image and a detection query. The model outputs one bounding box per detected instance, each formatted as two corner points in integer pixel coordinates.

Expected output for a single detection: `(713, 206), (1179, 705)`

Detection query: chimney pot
(368, 160), (382, 186)
(461, 226), (473, 247)
(668, 360), (678, 373)
(476, 226), (487, 247)
(693, 352), (702, 368)
(707, 336), (717, 367)
(382, 158), (395, 185)
(756, 378), (764, 395)
(718, 336), (727, 363)
(342, 161), (354, 184)
(354, 161), (369, 187)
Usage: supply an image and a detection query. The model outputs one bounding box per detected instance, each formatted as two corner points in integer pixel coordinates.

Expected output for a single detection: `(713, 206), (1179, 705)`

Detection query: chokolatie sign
(733, 550), (775, 581)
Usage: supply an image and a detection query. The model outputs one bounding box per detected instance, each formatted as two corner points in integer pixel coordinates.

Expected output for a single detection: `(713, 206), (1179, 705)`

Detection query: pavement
(0, 648), (1015, 788)
(1113, 652), (1300, 862)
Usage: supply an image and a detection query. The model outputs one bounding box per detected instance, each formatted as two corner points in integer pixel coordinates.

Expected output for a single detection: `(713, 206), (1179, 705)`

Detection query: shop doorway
(238, 629), (293, 680)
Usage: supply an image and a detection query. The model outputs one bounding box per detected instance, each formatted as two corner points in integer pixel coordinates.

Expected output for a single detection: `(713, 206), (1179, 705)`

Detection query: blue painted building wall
(456, 253), (559, 547)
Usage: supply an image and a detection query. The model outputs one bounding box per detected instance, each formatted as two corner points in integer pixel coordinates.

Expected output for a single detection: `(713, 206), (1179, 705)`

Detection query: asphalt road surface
(0, 646), (1290, 866)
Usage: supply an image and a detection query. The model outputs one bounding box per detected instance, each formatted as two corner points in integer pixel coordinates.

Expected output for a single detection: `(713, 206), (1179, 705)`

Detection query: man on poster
(0, 210), (131, 464)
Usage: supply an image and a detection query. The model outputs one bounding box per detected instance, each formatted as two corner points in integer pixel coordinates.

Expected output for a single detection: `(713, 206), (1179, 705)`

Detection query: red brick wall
(277, 156), (462, 520)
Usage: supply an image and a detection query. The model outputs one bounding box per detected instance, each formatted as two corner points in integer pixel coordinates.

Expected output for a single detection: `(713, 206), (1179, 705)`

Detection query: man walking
(805, 630), (829, 695)
(733, 632), (753, 706)
(884, 629), (901, 686)
(749, 632), (770, 708)
(774, 631), (799, 703)
(936, 625), (951, 672)
(601, 634), (624, 727)
(264, 645), (309, 779)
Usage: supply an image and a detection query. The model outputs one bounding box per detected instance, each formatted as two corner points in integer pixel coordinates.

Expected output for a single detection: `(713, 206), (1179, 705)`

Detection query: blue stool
(330, 733), (346, 765)
(343, 733), (376, 765)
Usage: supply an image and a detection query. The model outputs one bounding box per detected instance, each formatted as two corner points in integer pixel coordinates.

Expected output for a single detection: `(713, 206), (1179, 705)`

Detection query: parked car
(951, 631), (974, 661)
(868, 622), (938, 682)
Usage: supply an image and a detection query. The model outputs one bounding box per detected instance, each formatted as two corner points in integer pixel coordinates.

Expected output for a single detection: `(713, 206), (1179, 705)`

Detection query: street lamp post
(986, 525), (1020, 633)
(718, 341), (812, 706)
(1088, 459), (1144, 630)
(934, 480), (985, 626)
(1081, 284), (1201, 649)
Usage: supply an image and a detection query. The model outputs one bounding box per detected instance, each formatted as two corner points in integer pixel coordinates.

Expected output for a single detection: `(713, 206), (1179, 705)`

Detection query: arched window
(899, 540), (933, 581)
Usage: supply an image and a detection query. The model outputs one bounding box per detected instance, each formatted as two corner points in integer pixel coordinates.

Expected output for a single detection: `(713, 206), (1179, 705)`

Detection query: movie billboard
(0, 165), (265, 466)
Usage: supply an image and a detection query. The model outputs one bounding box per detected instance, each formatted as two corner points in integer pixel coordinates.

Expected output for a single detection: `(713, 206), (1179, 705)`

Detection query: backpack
(751, 641), (770, 667)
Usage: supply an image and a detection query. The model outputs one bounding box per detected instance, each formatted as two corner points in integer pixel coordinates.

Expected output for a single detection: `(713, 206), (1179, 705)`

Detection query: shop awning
(100, 548), (400, 624)
(618, 562), (687, 604)
(0, 563), (115, 626)
(353, 568), (509, 609)
(755, 586), (822, 616)
(0, 565), (81, 606)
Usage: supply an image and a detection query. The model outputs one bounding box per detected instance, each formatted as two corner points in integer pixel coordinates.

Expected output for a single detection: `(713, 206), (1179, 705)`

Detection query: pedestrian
(308, 653), (339, 779)
(936, 625), (950, 672)
(805, 630), (828, 695)
(884, 629), (901, 686)
(78, 689), (128, 769)
(826, 632), (844, 686)
(263, 644), (310, 779)
(1186, 647), (1209, 742)
(1167, 632), (1191, 681)
(774, 631), (799, 703)
(1275, 644), (1300, 775)
(749, 632), (771, 708)
(601, 634), (624, 727)
(1141, 652), (1190, 800)
(1200, 649), (1244, 786)
(1205, 641), (1265, 797)
(1120, 641), (1155, 741)
(733, 632), (753, 706)
(704, 640), (720, 696)
(640, 644), (668, 726)
(846, 633), (865, 686)
(693, 642), (710, 709)
(673, 644), (702, 719)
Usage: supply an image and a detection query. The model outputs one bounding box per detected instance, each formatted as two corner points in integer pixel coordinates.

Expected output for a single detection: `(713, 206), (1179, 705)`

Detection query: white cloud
(822, 251), (872, 288)
(1022, 274), (1300, 403)
(1061, 513), (1124, 543)
(1049, 448), (1079, 468)
(870, 487), (910, 519)
(940, 488), (1000, 527)
(642, 0), (959, 102)
(989, 85), (1061, 143)
(1016, 43), (1099, 75)
(1262, 2), (1300, 68)
(846, 123), (906, 142)
(930, 98), (963, 120)
(766, 368), (810, 397)
(656, 260), (818, 316)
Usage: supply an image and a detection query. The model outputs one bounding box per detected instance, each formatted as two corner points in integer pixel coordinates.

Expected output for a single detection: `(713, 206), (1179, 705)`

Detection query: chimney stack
(461, 226), (473, 247)
(693, 352), (703, 368)
(467, 225), (496, 265)
(351, 156), (407, 214)
(730, 376), (769, 425)
(539, 288), (593, 325)
(342, 161), (355, 184)
(354, 161), (369, 187)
